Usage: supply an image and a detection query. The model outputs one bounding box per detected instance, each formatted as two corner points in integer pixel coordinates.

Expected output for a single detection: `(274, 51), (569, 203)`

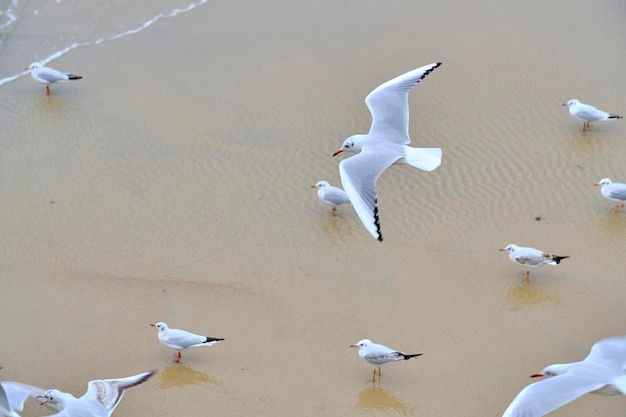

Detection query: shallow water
(2, 0), (626, 416)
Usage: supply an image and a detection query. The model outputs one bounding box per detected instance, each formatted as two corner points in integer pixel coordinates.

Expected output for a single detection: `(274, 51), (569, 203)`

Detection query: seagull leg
(614, 204), (620, 214)
(371, 368), (377, 383)
(173, 352), (182, 363)
(524, 270), (530, 282)
(332, 207), (337, 216)
(46, 85), (50, 95)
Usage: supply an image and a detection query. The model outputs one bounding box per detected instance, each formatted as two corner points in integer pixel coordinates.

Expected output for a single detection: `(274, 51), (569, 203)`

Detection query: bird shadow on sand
(157, 364), (219, 389)
(354, 382), (416, 416)
(505, 279), (561, 309)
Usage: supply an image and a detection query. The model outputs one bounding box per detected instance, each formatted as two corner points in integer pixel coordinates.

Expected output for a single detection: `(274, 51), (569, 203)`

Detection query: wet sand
(2, 0), (626, 416)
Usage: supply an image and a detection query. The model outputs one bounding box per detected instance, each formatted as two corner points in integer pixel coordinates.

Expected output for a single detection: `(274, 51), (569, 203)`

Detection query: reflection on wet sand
(355, 383), (416, 415)
(506, 281), (560, 308)
(158, 364), (219, 389)
(317, 215), (359, 243)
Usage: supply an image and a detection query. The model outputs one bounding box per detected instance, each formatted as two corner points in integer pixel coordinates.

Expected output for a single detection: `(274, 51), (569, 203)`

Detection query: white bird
(350, 339), (422, 382)
(151, 322), (224, 363)
(25, 62), (82, 95)
(311, 180), (350, 216)
(502, 335), (626, 417)
(499, 244), (569, 282)
(333, 63), (443, 241)
(594, 178), (626, 214)
(562, 99), (622, 131)
(35, 370), (155, 417)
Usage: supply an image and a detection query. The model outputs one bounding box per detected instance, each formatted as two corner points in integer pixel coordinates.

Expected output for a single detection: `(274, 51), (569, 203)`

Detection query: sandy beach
(2, 0), (626, 416)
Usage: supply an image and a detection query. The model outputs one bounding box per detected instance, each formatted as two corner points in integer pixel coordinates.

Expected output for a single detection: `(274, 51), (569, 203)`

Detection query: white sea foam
(0, 0), (208, 87)
(0, 0), (18, 30)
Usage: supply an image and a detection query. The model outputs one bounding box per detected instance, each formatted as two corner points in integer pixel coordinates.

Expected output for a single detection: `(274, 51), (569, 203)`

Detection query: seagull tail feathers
(403, 147), (442, 172)
(608, 115), (622, 120)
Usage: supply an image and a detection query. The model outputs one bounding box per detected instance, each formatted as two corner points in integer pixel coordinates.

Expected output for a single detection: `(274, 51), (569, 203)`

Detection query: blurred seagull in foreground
(35, 370), (155, 417)
(502, 335), (626, 417)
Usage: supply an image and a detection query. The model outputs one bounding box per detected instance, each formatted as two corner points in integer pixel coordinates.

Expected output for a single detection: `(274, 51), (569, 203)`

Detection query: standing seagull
(25, 63), (82, 95)
(36, 370), (155, 417)
(350, 339), (422, 382)
(502, 335), (626, 417)
(594, 178), (626, 214)
(562, 99), (622, 131)
(151, 322), (224, 363)
(500, 244), (569, 282)
(333, 63), (443, 241)
(311, 180), (350, 216)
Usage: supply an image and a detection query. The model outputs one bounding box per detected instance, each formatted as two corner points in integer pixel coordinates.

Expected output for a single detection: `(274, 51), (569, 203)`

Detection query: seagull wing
(339, 147), (401, 241)
(163, 329), (210, 348)
(573, 103), (609, 121)
(35, 67), (70, 83)
(0, 383), (21, 417)
(0, 382), (46, 412)
(365, 62), (441, 145)
(502, 374), (604, 417)
(608, 184), (626, 201)
(515, 254), (551, 266)
(82, 370), (155, 413)
(322, 187), (350, 205)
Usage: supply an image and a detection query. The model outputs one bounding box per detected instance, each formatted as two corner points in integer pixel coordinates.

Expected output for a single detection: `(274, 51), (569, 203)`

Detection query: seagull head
(37, 389), (63, 406)
(594, 178), (612, 187)
(333, 135), (365, 157)
(151, 322), (168, 332)
(531, 364), (570, 379)
(311, 181), (329, 190)
(350, 339), (372, 350)
(563, 99), (579, 107)
(25, 63), (41, 71)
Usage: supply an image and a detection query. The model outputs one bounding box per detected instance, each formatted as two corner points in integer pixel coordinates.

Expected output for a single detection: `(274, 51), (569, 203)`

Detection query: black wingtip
(554, 256), (569, 265)
(401, 353), (423, 360)
(68, 75), (82, 80)
(373, 199), (383, 241)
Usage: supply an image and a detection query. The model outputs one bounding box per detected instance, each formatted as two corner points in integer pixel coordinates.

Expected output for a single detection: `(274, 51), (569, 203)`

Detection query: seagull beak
(25, 66), (30, 70)
(499, 248), (506, 251)
(530, 373), (544, 378)
(310, 185), (317, 189)
(333, 149), (343, 157)
(561, 103), (568, 106)
(36, 396), (48, 405)
(350, 344), (358, 348)
(594, 183), (600, 187)
(150, 323), (156, 327)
